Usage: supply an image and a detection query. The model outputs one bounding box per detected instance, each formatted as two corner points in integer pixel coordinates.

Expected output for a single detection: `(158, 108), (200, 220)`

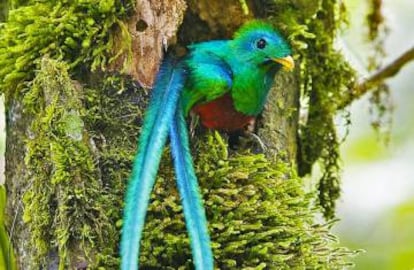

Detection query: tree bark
(2, 0), (390, 269)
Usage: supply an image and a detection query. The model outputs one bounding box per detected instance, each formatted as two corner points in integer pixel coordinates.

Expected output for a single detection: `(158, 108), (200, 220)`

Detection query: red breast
(191, 93), (255, 132)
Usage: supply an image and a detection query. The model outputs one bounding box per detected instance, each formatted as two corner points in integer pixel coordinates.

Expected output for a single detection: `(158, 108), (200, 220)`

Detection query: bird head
(231, 21), (294, 71)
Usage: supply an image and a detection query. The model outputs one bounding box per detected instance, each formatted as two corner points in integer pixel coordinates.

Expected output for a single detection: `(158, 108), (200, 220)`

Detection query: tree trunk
(2, 0), (359, 269)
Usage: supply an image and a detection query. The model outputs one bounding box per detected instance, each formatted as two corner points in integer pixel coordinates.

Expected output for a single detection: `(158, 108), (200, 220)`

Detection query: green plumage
(182, 21), (292, 117)
(121, 20), (293, 270)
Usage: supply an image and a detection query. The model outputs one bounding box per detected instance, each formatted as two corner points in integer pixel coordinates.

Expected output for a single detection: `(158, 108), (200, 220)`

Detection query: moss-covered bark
(1, 0), (361, 269)
(0, 0), (7, 22)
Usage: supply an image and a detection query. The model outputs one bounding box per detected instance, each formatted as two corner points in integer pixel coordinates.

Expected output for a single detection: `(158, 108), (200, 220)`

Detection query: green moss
(1, 0), (361, 267)
(0, 0), (133, 100)
(365, 0), (392, 143)
(19, 58), (357, 267)
(0, 0), (7, 22)
(299, 1), (356, 219)
(139, 132), (357, 268)
(0, 8), (138, 265)
(366, 0), (384, 42)
(265, 0), (357, 218)
(22, 58), (122, 268)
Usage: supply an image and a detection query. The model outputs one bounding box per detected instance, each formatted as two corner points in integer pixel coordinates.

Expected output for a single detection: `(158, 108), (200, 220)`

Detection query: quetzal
(121, 20), (294, 270)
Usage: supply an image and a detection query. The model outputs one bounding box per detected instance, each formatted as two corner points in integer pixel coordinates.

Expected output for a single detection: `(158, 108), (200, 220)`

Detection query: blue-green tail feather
(170, 102), (214, 269)
(121, 57), (186, 270)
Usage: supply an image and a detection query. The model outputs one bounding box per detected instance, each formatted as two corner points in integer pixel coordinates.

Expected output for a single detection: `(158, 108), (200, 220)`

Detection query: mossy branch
(2, 0), (360, 267)
(340, 45), (414, 110)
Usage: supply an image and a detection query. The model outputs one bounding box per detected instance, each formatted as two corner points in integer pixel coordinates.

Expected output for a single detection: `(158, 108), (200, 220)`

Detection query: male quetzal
(121, 20), (294, 270)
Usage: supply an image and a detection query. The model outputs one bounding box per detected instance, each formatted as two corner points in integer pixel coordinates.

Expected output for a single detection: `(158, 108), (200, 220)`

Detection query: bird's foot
(246, 132), (268, 152)
(243, 118), (267, 153)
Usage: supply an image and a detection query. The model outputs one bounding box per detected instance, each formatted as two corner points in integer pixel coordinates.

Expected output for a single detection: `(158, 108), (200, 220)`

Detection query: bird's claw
(247, 132), (268, 153)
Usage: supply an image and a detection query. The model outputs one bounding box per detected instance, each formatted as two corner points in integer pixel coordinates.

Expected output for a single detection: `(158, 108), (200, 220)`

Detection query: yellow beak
(272, 55), (294, 72)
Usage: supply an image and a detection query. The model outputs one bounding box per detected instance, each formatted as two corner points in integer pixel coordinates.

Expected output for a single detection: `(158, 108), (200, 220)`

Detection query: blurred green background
(0, 0), (413, 269)
(337, 0), (414, 269)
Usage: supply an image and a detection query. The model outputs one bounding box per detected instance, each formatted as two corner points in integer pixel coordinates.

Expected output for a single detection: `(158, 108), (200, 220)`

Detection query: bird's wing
(121, 57), (186, 270)
(182, 51), (233, 115)
(169, 101), (214, 269)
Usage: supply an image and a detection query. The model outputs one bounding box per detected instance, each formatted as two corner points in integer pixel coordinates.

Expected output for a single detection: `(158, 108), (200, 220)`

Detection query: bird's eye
(256, 38), (267, 49)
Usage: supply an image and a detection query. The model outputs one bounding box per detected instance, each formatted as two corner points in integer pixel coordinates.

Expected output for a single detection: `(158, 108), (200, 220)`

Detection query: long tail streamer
(121, 58), (186, 270)
(170, 102), (214, 269)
